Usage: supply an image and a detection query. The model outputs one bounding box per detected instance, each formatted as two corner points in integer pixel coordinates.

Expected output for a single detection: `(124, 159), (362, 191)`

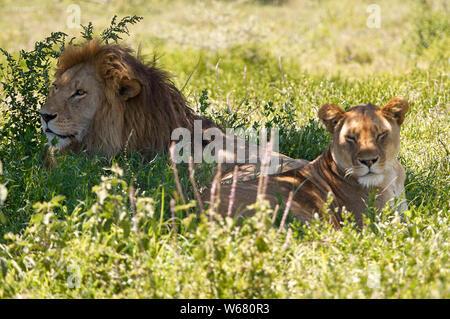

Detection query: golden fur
(205, 97), (409, 228)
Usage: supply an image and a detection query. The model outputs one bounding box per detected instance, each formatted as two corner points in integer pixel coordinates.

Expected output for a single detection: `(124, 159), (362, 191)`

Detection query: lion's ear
(318, 103), (346, 133)
(382, 97), (409, 125)
(118, 78), (141, 101)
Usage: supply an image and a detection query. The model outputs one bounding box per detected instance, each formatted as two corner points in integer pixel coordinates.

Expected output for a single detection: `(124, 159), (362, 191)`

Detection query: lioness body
(212, 147), (405, 228)
(207, 98), (409, 228)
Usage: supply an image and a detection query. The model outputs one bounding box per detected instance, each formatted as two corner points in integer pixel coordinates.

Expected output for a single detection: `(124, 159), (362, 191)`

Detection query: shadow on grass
(3, 118), (444, 239)
(403, 156), (449, 211)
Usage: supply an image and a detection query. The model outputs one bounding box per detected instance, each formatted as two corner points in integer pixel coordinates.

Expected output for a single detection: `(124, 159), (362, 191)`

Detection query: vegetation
(0, 0), (448, 298)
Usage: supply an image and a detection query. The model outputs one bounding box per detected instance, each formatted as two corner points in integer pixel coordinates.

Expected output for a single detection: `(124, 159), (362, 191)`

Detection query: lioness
(206, 97), (409, 228)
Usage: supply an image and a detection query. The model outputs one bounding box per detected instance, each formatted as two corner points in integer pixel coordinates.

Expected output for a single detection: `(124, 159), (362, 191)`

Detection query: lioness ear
(318, 103), (346, 133)
(118, 78), (141, 101)
(382, 97), (409, 125)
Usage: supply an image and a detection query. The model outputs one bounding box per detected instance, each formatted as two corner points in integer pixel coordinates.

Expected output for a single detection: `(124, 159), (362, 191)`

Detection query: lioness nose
(359, 157), (379, 168)
(39, 112), (57, 123)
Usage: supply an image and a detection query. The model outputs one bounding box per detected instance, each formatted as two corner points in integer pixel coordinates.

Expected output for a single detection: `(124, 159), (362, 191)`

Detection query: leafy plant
(100, 15), (143, 44)
(0, 32), (67, 152)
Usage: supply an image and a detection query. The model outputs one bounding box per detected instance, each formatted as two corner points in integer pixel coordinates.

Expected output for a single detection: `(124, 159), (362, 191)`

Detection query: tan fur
(205, 97), (409, 228)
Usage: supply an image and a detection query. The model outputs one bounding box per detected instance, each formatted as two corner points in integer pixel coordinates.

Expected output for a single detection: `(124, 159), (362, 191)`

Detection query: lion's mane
(54, 40), (215, 157)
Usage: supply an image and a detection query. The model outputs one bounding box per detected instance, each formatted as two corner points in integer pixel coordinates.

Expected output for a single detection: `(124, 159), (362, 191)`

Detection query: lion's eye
(377, 132), (388, 141)
(72, 89), (86, 97)
(345, 135), (356, 143)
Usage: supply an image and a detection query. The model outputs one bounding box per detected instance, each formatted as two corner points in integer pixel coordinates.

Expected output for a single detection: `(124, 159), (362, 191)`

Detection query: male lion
(39, 40), (217, 160)
(205, 97), (409, 228)
(39, 40), (305, 173)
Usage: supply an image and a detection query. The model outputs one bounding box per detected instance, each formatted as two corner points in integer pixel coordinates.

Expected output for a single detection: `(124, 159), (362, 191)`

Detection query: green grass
(0, 0), (449, 298)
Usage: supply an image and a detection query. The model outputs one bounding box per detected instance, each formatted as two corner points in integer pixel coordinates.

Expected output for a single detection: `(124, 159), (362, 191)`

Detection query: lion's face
(39, 63), (103, 149)
(319, 97), (409, 188)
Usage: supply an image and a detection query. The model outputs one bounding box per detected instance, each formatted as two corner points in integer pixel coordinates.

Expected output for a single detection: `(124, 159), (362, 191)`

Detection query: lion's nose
(359, 157), (379, 168)
(39, 112), (57, 123)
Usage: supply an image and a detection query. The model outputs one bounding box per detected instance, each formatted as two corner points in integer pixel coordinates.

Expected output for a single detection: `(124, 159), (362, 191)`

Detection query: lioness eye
(345, 135), (356, 143)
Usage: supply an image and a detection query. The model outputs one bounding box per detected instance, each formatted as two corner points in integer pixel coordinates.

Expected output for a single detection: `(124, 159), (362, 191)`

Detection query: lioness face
(319, 97), (409, 188)
(39, 63), (103, 149)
